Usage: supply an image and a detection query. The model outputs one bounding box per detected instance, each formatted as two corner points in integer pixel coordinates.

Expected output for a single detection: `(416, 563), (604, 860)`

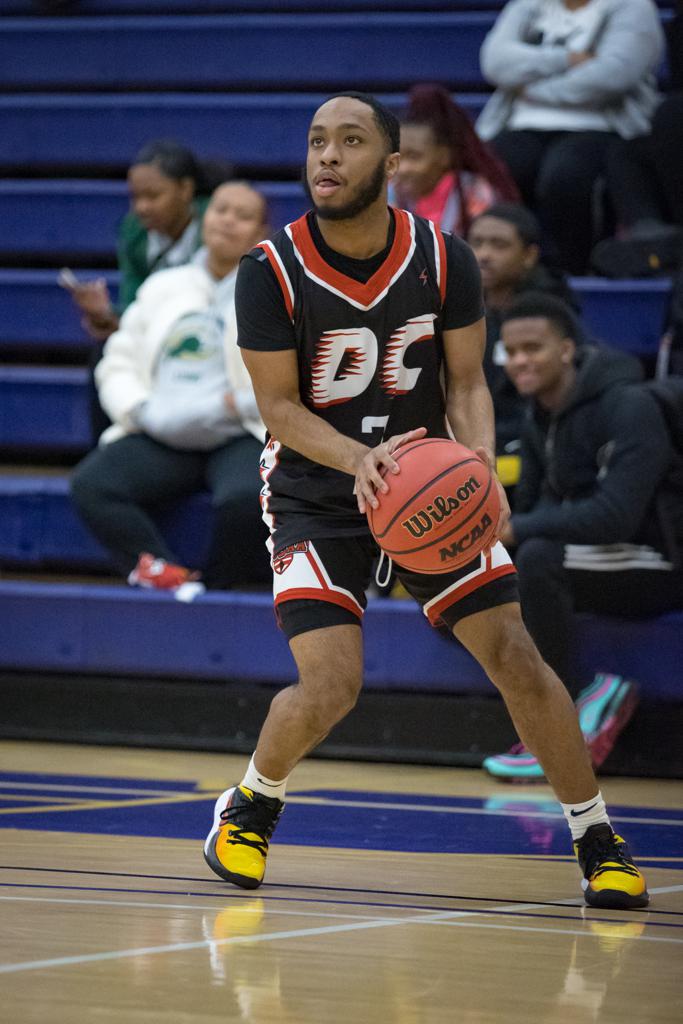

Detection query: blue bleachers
(1, 475), (680, 701)
(0, 1), (679, 728)
(0, 269), (110, 346)
(0, 180), (307, 258)
(0, 367), (90, 449)
(2, 0), (511, 13)
(0, 474), (212, 570)
(0, 14), (492, 91)
(0, 579), (680, 701)
(0, 269), (669, 355)
(577, 278), (671, 356)
(3, 1), (672, 17)
(0, 93), (489, 172)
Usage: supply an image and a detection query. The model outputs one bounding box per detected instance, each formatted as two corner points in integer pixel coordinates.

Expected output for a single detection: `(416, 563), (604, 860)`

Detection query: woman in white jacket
(71, 182), (271, 593)
(477, 0), (664, 273)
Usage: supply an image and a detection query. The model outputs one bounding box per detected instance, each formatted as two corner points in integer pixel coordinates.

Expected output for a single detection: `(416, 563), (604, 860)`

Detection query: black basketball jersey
(251, 209), (454, 544)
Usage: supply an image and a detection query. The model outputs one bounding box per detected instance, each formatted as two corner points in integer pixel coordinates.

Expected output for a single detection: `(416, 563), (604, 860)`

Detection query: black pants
(516, 537), (683, 696)
(491, 129), (616, 274)
(605, 95), (683, 229)
(71, 432), (270, 589)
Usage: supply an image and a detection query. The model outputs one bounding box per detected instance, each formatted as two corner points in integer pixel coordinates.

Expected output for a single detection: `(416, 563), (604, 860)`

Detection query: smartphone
(57, 267), (80, 290)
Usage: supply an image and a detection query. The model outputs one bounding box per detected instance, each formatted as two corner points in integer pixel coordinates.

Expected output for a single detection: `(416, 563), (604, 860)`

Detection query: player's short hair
(324, 91), (401, 154)
(471, 202), (541, 248)
(501, 291), (582, 343)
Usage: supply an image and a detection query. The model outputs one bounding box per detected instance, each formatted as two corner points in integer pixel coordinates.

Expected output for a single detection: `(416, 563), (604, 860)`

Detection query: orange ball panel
(367, 438), (500, 573)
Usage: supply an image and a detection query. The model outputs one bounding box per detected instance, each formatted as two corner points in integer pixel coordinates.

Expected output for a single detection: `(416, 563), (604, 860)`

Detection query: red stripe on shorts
(425, 563), (517, 626)
(274, 588), (363, 619)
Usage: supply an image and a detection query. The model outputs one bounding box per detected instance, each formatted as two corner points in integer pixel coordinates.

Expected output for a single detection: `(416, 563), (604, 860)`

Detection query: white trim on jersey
(429, 220), (443, 296)
(284, 215), (417, 313)
(259, 239), (295, 317)
(421, 542), (514, 619)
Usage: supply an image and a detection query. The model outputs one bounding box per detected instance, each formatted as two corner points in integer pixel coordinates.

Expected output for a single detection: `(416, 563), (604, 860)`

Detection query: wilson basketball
(367, 437), (500, 574)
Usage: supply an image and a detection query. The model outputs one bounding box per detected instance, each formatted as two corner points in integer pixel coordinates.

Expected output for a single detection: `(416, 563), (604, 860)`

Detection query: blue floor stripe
(0, 772), (196, 792)
(1, 772), (681, 857)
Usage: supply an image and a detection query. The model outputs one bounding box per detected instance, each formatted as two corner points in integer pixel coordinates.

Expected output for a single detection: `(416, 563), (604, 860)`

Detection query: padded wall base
(1, 670), (681, 778)
(1, 581), (681, 700)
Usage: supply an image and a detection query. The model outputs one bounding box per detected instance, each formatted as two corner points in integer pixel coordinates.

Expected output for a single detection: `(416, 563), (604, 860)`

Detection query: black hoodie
(511, 345), (674, 549)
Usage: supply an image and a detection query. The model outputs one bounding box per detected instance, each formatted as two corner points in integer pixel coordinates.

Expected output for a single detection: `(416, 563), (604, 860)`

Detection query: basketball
(367, 437), (500, 574)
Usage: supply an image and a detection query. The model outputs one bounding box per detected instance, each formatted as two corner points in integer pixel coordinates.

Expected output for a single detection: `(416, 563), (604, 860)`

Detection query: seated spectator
(477, 0), (664, 274)
(591, 2), (683, 277)
(70, 182), (270, 595)
(60, 139), (225, 440)
(467, 202), (578, 452)
(483, 292), (683, 781)
(392, 83), (518, 237)
(62, 138), (227, 339)
(63, 139), (216, 340)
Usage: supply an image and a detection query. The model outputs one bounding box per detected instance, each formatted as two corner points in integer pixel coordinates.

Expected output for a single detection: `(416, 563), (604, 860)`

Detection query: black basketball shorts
(270, 533), (518, 640)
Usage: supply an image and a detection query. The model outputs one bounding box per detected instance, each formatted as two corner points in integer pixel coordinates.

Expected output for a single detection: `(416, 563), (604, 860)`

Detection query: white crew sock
(241, 755), (288, 802)
(561, 791), (610, 841)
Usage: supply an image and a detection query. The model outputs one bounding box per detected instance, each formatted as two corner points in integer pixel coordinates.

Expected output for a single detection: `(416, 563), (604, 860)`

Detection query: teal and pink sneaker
(483, 674), (639, 783)
(482, 742), (545, 782)
(576, 673), (639, 768)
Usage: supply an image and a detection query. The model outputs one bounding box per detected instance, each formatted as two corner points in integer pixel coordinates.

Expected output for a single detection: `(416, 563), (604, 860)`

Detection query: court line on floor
(0, 893), (421, 921)
(4, 879), (589, 916)
(284, 796), (683, 828)
(0, 792), (213, 817)
(2, 891), (681, 930)
(2, 867), (682, 911)
(0, 781), (192, 797)
(1, 881), (682, 925)
(3, 890), (682, 976)
(0, 794), (81, 805)
(422, 919), (683, 944)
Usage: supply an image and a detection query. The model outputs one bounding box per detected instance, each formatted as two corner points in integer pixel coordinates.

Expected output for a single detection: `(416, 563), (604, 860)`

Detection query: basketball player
(204, 92), (648, 910)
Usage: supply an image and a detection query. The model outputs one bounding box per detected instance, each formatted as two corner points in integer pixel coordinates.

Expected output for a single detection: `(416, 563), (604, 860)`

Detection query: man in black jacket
(467, 203), (578, 454)
(484, 292), (683, 780)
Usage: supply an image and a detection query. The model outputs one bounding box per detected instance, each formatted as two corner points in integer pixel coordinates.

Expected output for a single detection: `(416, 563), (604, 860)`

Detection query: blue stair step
(0, 269), (117, 347)
(4, 0), (671, 12)
(0, 13), (492, 90)
(0, 579), (679, 701)
(0, 474), (213, 570)
(0, 93), (489, 171)
(577, 277), (670, 356)
(0, 366), (91, 450)
(0, 180), (307, 258)
(0, 1), (512, 13)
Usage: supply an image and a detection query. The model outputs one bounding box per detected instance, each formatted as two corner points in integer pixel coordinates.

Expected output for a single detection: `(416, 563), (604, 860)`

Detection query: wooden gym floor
(0, 740), (681, 1023)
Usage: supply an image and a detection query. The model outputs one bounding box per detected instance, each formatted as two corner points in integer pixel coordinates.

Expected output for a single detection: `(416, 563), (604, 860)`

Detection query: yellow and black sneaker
(203, 785), (284, 889)
(575, 823), (649, 910)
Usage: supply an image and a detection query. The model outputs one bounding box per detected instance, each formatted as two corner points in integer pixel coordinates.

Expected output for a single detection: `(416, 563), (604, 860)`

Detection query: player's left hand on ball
(354, 426), (427, 514)
(474, 446), (510, 540)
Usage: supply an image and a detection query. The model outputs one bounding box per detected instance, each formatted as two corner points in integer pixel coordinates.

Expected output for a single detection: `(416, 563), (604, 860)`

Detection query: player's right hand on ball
(353, 427), (427, 514)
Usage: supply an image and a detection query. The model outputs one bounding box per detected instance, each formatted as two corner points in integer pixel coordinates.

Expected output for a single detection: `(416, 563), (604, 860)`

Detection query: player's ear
(385, 151), (401, 180)
(560, 337), (576, 364)
(523, 243), (540, 271)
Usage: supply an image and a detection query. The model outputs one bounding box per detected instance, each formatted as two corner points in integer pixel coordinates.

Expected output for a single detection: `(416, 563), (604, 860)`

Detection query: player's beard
(303, 156), (387, 221)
